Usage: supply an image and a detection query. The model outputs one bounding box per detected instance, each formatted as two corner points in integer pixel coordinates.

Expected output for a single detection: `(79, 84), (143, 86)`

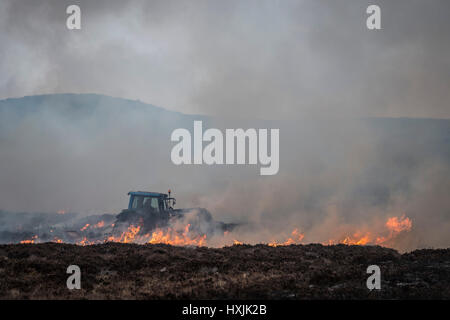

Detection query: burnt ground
(0, 243), (449, 299)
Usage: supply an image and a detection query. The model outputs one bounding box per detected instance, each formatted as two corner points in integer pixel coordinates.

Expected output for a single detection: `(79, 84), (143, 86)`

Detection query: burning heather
(1, 210), (413, 250)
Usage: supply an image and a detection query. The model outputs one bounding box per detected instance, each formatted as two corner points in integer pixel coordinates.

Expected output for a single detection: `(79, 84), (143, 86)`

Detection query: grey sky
(1, 0), (449, 119)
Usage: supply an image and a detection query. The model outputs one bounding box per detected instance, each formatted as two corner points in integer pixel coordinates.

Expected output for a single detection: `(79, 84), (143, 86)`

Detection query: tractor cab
(127, 190), (176, 214)
(113, 190), (177, 234)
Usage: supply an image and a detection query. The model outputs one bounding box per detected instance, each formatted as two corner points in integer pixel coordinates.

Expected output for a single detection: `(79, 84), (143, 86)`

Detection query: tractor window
(132, 196), (145, 209)
(131, 196), (160, 212)
(143, 197), (160, 212)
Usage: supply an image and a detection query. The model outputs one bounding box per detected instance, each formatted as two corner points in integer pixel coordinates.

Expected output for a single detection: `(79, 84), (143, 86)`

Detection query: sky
(1, 0), (449, 119)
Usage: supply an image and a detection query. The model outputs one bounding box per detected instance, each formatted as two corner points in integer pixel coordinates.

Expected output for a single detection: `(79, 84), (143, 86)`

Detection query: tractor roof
(128, 191), (168, 198)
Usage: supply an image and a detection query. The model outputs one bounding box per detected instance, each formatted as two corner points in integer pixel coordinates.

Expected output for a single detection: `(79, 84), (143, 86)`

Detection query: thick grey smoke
(0, 94), (449, 251)
(1, 0), (450, 119)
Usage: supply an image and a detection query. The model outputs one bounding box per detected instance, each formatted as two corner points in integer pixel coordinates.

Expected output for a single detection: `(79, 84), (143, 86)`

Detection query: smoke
(2, 94), (448, 251)
(190, 118), (450, 251)
(1, 0), (450, 119)
(0, 209), (117, 244)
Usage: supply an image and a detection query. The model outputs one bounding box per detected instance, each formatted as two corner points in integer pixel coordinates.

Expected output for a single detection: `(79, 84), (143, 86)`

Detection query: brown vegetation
(0, 243), (449, 299)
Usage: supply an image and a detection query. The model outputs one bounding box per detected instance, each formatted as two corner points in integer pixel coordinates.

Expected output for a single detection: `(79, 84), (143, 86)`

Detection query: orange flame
(325, 215), (412, 246)
(385, 215), (412, 233)
(107, 225), (141, 243)
(146, 229), (207, 246)
(376, 215), (412, 245)
(93, 221), (105, 228)
(339, 233), (371, 245)
(16, 214), (413, 249)
(146, 224), (207, 246)
(105, 224), (207, 246)
(20, 235), (38, 244)
(78, 236), (95, 246)
(268, 228), (305, 247)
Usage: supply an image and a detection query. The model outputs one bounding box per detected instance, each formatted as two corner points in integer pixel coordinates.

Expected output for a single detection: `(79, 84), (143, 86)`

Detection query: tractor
(112, 190), (236, 236)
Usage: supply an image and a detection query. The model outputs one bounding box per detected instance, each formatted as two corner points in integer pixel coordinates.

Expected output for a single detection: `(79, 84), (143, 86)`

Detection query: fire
(146, 224), (207, 246)
(78, 236), (94, 246)
(340, 233), (371, 246)
(20, 235), (38, 244)
(93, 221), (105, 228)
(79, 221), (105, 232)
(376, 215), (412, 245)
(268, 229), (305, 247)
(15, 214), (413, 249)
(325, 215), (413, 246)
(107, 225), (141, 243)
(57, 210), (66, 215)
(104, 223), (207, 246)
(385, 215), (412, 233)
